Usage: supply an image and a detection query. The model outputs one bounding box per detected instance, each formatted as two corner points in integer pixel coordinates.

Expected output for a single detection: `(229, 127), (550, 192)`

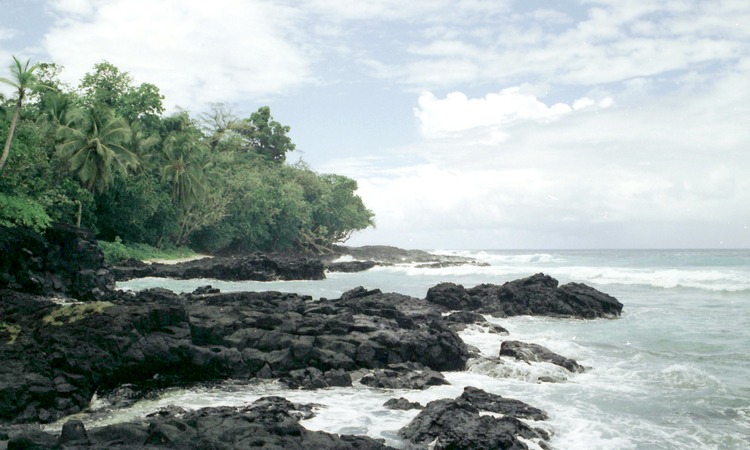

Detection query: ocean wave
(565, 266), (750, 292)
(466, 356), (573, 383)
(431, 250), (566, 265)
(656, 364), (724, 391)
(372, 262), (750, 292)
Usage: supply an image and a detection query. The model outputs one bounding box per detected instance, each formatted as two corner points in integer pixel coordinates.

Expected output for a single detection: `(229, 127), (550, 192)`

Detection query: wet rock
(500, 340), (585, 373)
(360, 362), (449, 390)
(6, 428), (59, 450)
(489, 324), (510, 334)
(58, 419), (89, 445)
(0, 285), (469, 425)
(112, 253), (326, 282)
(429, 273), (623, 318)
(445, 311), (487, 324)
(327, 260), (377, 273)
(281, 367), (353, 389)
(399, 387), (549, 450)
(460, 386), (548, 420)
(383, 397), (423, 410)
(329, 245), (480, 266)
(192, 285), (220, 295)
(340, 286), (383, 301)
(9, 397), (394, 449)
(443, 311), (510, 334)
(426, 282), (482, 310)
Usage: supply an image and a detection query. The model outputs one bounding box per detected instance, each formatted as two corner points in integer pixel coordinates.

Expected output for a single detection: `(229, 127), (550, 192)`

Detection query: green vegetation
(0, 57), (44, 175)
(0, 192), (51, 231)
(42, 301), (114, 326)
(99, 238), (197, 264)
(0, 322), (21, 344)
(0, 57), (374, 254)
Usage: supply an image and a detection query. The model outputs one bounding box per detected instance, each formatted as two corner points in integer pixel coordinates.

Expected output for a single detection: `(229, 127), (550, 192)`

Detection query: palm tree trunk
(75, 200), (82, 228)
(0, 100), (21, 175)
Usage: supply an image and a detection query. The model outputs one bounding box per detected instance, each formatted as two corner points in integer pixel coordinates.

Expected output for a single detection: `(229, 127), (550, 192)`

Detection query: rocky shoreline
(0, 224), (623, 449)
(109, 244), (487, 282)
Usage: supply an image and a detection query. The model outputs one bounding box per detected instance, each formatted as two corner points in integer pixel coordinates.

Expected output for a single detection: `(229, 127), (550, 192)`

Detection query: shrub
(0, 192), (51, 232)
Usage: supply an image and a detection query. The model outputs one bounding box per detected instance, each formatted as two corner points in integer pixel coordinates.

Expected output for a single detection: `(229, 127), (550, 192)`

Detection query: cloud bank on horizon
(2, 0), (749, 248)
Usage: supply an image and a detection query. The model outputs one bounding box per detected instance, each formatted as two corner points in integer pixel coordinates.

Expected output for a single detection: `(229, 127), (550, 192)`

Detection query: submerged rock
(359, 362), (449, 390)
(383, 397), (423, 411)
(500, 340), (585, 373)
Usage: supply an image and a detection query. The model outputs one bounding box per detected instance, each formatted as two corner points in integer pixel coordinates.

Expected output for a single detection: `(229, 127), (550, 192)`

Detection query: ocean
(61, 250), (750, 449)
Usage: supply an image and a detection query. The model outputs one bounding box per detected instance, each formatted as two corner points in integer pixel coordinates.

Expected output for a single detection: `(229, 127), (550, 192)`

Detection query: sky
(1, 0), (749, 249)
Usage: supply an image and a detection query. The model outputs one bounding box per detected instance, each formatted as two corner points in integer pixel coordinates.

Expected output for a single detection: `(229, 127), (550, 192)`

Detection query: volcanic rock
(111, 253), (326, 282)
(426, 273), (623, 318)
(399, 386), (549, 450)
(0, 223), (115, 300)
(359, 362), (449, 390)
(8, 396), (394, 449)
(327, 260), (378, 273)
(500, 340), (585, 373)
(0, 286), (469, 424)
(383, 397), (423, 411)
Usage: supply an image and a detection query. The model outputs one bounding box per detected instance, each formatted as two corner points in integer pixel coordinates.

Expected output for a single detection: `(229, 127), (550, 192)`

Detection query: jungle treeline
(0, 58), (374, 254)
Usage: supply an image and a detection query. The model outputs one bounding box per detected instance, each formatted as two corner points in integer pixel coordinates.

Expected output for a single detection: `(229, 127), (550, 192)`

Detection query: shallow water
(60, 249), (750, 449)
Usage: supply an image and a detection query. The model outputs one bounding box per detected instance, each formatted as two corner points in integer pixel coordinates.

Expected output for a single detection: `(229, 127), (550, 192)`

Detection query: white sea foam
(431, 249), (566, 265)
(466, 357), (572, 383)
(331, 254), (356, 263)
(564, 266), (750, 292)
(371, 261), (750, 292)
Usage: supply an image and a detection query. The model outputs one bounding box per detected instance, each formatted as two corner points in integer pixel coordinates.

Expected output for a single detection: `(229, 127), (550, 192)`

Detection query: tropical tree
(0, 56), (43, 175)
(157, 131), (209, 209)
(79, 61), (132, 109)
(128, 121), (160, 166)
(226, 106), (296, 163)
(57, 106), (136, 193)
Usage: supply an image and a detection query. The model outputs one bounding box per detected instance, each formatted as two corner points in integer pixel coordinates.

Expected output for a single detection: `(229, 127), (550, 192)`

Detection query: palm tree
(57, 106), (137, 193)
(128, 121), (160, 170)
(0, 56), (43, 175)
(158, 132), (208, 210)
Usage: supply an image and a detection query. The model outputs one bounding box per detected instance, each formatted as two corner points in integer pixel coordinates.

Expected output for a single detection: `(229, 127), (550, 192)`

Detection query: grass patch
(42, 302), (114, 326)
(99, 238), (197, 264)
(0, 322), (21, 344)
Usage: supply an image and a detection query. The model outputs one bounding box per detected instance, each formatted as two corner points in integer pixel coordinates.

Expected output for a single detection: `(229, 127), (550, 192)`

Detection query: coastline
(143, 254), (212, 265)
(0, 225), (623, 449)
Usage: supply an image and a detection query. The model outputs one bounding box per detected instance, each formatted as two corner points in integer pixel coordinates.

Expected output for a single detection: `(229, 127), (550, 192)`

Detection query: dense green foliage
(0, 58), (374, 253)
(0, 192), (51, 232)
(98, 238), (197, 264)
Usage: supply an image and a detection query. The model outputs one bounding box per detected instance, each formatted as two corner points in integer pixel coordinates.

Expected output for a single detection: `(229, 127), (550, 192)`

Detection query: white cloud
(360, 0), (749, 90)
(302, 0), (509, 21)
(47, 0), (97, 18)
(0, 27), (16, 40)
(333, 63), (750, 248)
(413, 88), (612, 138)
(41, 0), (313, 111)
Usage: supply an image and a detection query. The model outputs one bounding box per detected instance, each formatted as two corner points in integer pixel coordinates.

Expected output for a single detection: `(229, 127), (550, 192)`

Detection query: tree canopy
(0, 57), (374, 254)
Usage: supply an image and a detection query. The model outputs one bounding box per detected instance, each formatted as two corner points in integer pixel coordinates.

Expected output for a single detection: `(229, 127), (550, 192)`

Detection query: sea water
(61, 250), (750, 449)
